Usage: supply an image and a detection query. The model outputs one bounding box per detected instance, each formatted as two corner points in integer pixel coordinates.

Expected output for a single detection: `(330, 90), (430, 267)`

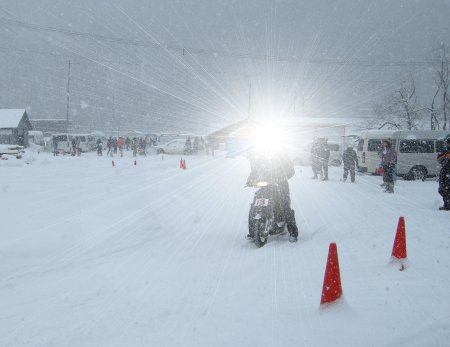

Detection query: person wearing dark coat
(342, 146), (358, 182)
(381, 139), (397, 193)
(318, 139), (330, 181)
(437, 136), (450, 210)
(310, 139), (322, 179)
(52, 136), (58, 156)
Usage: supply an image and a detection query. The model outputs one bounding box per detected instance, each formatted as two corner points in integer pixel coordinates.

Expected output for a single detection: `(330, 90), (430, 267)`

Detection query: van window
(55, 135), (68, 141)
(368, 139), (382, 152)
(357, 139), (364, 151)
(400, 139), (434, 153)
(436, 140), (447, 152)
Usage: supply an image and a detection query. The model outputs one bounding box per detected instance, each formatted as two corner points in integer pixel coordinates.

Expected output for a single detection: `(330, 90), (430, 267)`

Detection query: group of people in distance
(310, 137), (359, 183)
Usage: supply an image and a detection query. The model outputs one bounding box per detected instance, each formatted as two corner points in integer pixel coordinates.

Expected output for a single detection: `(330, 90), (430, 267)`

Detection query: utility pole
(302, 94), (305, 115)
(112, 95), (116, 135)
(248, 80), (252, 120)
(66, 60), (71, 122)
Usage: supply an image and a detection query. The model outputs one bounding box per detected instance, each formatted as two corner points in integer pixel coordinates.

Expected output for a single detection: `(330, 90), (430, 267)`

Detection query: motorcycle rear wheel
(254, 219), (269, 248)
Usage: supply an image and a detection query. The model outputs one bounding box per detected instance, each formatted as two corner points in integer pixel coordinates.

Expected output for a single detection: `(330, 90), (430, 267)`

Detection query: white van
(88, 132), (106, 151)
(356, 130), (450, 180)
(356, 130), (398, 174)
(69, 134), (90, 153)
(157, 133), (195, 145)
(51, 133), (71, 154)
(28, 130), (45, 147)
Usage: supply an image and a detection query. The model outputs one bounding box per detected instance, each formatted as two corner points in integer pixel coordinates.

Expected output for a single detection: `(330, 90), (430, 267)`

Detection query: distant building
(0, 109), (33, 146)
(29, 119), (72, 136)
(207, 119), (249, 149)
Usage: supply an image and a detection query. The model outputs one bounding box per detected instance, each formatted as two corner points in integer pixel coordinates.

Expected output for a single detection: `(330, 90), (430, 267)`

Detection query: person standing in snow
(113, 137), (118, 155)
(318, 138), (330, 181)
(132, 138), (138, 157)
(71, 137), (77, 156)
(96, 139), (103, 156)
(342, 145), (358, 182)
(437, 136), (450, 210)
(52, 136), (58, 156)
(380, 139), (397, 193)
(117, 137), (125, 157)
(140, 138), (147, 156)
(106, 137), (114, 157)
(310, 139), (322, 179)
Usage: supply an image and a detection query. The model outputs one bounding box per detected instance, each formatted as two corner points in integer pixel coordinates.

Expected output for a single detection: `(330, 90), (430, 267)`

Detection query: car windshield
(54, 135), (68, 141)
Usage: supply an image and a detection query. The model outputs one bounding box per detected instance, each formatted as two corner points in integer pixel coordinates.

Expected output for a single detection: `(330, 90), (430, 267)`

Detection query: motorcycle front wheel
(254, 218), (270, 248)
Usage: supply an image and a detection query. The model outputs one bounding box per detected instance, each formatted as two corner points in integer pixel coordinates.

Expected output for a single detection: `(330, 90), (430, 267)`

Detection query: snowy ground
(1, 150), (450, 347)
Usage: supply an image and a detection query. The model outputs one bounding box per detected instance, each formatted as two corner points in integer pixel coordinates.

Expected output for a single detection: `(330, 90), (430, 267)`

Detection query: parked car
(69, 134), (90, 152)
(0, 144), (25, 159)
(154, 139), (187, 154)
(28, 130), (45, 147)
(51, 133), (71, 154)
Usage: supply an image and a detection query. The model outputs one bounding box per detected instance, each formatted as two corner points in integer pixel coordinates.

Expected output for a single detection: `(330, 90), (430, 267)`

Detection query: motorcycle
(248, 181), (287, 248)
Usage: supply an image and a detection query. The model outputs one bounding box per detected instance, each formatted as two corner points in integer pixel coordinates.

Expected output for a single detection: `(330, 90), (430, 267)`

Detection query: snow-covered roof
(90, 131), (106, 137)
(0, 109), (26, 128)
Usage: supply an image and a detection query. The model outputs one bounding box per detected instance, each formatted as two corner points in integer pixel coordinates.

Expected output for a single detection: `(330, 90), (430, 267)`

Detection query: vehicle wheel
(254, 219), (270, 248)
(409, 166), (427, 181)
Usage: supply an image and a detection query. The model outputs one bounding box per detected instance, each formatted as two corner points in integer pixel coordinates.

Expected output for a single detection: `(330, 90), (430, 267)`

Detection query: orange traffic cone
(320, 243), (343, 306)
(391, 217), (407, 270)
(112, 160), (115, 167)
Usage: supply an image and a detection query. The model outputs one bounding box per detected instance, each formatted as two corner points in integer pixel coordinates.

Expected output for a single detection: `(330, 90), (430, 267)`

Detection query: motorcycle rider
(246, 148), (299, 243)
(437, 135), (450, 210)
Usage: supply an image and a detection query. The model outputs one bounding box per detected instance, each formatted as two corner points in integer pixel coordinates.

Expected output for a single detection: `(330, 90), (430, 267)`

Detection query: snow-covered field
(1, 151), (449, 346)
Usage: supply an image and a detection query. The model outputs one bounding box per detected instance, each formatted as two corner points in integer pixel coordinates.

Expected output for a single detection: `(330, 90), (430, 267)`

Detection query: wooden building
(0, 109), (33, 146)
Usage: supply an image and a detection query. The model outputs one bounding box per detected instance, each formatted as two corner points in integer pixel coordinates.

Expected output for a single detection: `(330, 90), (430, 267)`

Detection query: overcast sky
(1, 0), (450, 133)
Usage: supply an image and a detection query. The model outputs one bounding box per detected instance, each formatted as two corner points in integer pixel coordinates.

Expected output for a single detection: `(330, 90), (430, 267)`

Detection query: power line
(1, 16), (444, 68)
(0, 45), (140, 65)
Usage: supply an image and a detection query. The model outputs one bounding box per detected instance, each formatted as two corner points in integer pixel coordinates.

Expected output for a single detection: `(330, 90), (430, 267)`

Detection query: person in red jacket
(437, 136), (450, 210)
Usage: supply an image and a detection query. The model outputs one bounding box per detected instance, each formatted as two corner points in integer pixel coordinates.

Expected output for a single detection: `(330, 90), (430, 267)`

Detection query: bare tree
(436, 43), (450, 130)
(395, 77), (422, 130)
(369, 76), (423, 131)
(429, 84), (441, 130)
(370, 103), (401, 130)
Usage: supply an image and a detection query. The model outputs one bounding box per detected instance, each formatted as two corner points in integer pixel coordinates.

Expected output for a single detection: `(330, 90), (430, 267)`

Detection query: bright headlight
(250, 123), (284, 156)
